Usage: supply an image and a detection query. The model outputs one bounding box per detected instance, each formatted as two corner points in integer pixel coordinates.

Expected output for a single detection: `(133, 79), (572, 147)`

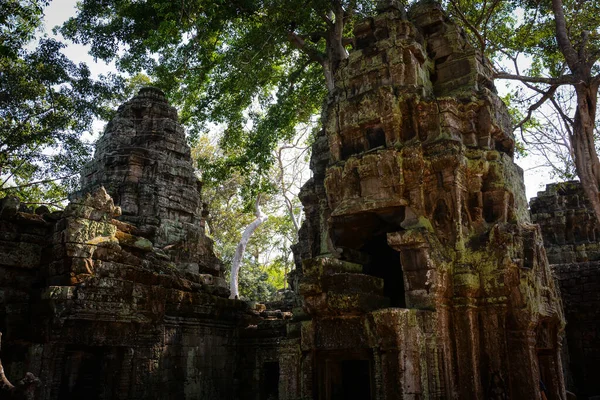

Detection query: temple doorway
(261, 362), (279, 400)
(361, 233), (406, 307)
(536, 321), (562, 400)
(330, 209), (407, 309)
(319, 352), (373, 400)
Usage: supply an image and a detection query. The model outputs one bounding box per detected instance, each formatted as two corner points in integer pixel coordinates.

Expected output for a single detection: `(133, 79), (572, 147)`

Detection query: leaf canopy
(61, 0), (381, 186)
(0, 0), (122, 205)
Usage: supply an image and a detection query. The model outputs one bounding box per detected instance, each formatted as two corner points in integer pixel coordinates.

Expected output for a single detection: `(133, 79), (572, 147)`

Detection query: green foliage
(0, 0), (123, 206)
(442, 0), (518, 57)
(61, 0), (599, 195)
(446, 0), (600, 184)
(204, 179), (296, 301)
(445, 0), (599, 76)
(193, 134), (296, 301)
(235, 262), (279, 301)
(61, 0), (380, 187)
(233, 215), (295, 301)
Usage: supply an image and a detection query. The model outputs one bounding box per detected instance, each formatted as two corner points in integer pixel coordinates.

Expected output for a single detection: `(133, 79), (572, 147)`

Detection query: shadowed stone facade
(0, 2), (585, 400)
(531, 181), (600, 399)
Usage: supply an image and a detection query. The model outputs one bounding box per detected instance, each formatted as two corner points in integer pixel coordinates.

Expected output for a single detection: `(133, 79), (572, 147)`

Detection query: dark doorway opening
(538, 350), (558, 400)
(58, 346), (124, 400)
(326, 359), (372, 400)
(366, 126), (386, 149)
(340, 360), (371, 400)
(262, 362), (279, 400)
(330, 210), (407, 309)
(536, 321), (561, 400)
(361, 233), (406, 307)
(59, 347), (104, 400)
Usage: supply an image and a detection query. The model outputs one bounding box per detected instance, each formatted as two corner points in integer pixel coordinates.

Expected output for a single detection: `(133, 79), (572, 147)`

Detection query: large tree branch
(449, 0), (486, 52)
(481, 0), (502, 49)
(495, 72), (576, 85)
(295, 31), (328, 43)
(286, 31), (326, 64)
(327, 0), (349, 66)
(228, 195), (268, 299)
(511, 71), (575, 140)
(588, 52), (600, 71)
(333, 0), (345, 37)
(276, 147), (300, 232)
(579, 30), (590, 61)
(551, 0), (580, 71)
(0, 173), (78, 192)
(475, 0), (488, 26)
(517, 74), (572, 126)
(0, 142), (46, 189)
(515, 85), (559, 142)
(549, 96), (574, 134)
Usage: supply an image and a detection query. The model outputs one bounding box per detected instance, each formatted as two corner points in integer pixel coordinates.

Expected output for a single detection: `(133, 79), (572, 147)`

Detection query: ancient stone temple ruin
(0, 1), (594, 399)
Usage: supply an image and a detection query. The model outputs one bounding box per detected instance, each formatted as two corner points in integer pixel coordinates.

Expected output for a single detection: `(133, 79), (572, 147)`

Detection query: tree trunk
(325, 1), (349, 93)
(229, 198), (268, 299)
(322, 62), (336, 94)
(550, 0), (600, 224)
(571, 83), (600, 221)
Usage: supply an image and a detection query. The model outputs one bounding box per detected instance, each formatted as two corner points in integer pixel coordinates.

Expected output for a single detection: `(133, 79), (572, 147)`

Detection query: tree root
(0, 332), (41, 400)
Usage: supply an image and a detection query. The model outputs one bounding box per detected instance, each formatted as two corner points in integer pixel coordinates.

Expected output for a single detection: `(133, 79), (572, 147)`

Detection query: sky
(43, 0), (115, 79)
(40, 0), (556, 202)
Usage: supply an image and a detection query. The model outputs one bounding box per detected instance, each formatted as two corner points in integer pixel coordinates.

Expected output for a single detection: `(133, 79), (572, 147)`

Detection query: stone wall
(531, 181), (600, 399)
(0, 200), (54, 344)
(0, 200), (55, 399)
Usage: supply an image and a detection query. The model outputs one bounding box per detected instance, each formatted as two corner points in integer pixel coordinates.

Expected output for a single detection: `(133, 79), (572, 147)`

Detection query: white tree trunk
(229, 198), (268, 299)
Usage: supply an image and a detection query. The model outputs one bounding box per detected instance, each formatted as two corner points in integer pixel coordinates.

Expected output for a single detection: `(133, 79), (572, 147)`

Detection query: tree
(0, 0), (121, 206)
(274, 128), (312, 233)
(193, 134), (300, 301)
(503, 87), (579, 181)
(63, 0), (600, 223)
(61, 0), (383, 189)
(446, 0), (600, 219)
(229, 195), (268, 299)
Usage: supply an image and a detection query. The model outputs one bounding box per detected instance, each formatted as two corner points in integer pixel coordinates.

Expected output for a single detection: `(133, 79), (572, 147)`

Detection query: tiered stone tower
(78, 87), (219, 275)
(289, 2), (566, 399)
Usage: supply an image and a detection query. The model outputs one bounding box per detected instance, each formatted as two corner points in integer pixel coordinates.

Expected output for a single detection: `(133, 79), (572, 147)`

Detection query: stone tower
(78, 87), (219, 275)
(0, 88), (246, 400)
(288, 2), (566, 399)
